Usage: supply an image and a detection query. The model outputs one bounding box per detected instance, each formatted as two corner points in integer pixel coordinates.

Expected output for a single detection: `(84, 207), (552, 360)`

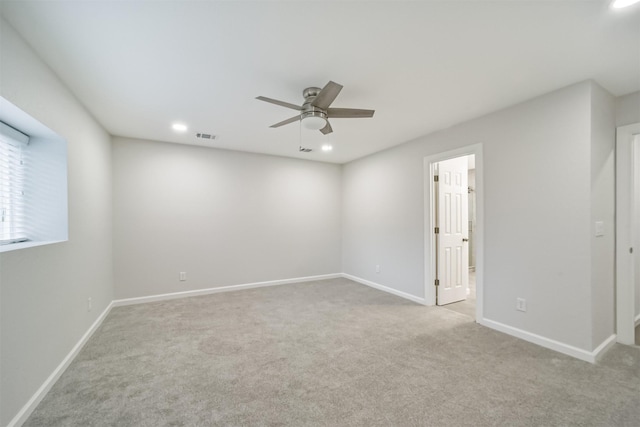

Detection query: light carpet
(24, 278), (640, 426)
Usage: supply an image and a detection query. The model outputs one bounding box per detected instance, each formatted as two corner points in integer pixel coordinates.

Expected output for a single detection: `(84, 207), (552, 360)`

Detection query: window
(0, 96), (68, 253)
(0, 121), (29, 245)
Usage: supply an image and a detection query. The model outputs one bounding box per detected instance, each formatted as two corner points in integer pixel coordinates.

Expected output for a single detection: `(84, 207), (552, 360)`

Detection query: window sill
(0, 239), (67, 253)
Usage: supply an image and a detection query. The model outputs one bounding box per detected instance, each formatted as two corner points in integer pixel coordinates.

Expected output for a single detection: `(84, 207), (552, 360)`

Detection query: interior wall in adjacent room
(615, 91), (640, 127)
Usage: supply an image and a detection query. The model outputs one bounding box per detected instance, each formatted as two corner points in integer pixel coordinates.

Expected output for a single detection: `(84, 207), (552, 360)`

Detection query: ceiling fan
(256, 81), (375, 135)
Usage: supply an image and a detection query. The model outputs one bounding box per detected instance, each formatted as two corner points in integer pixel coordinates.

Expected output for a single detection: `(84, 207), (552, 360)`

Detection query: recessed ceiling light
(611, 0), (640, 8)
(172, 123), (188, 132)
(321, 144), (333, 152)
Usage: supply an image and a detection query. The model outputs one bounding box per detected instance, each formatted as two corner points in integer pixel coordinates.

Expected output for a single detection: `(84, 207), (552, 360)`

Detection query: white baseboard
(113, 273), (342, 307)
(8, 301), (114, 427)
(593, 334), (618, 362)
(341, 275), (617, 363)
(480, 318), (616, 364)
(341, 273), (426, 305)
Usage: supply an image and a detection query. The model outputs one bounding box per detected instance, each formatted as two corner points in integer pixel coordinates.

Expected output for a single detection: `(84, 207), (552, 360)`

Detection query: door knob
(462, 238), (469, 242)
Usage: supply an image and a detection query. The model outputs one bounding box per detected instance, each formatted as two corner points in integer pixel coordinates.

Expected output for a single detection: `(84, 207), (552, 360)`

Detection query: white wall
(0, 18), (113, 426)
(589, 83), (615, 347)
(343, 81), (614, 352)
(112, 137), (342, 299)
(615, 91), (640, 127)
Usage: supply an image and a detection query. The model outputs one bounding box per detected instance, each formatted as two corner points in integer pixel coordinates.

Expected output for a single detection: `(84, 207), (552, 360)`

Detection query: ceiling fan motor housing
(301, 109), (327, 121)
(302, 87), (322, 99)
(302, 88), (327, 113)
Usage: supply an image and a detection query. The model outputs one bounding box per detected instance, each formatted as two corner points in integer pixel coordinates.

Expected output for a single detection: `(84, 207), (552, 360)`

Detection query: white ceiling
(1, 1), (639, 164)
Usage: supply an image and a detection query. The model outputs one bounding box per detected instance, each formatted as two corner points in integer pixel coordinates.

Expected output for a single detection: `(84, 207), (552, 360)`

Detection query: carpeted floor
(25, 278), (640, 426)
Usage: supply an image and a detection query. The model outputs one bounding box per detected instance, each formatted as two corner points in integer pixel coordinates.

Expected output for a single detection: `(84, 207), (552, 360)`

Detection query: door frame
(424, 143), (484, 321)
(616, 123), (640, 345)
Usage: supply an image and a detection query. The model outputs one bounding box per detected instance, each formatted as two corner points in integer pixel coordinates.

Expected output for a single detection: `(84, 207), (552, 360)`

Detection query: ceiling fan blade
(319, 121), (333, 135)
(311, 81), (343, 109)
(256, 96), (302, 111)
(270, 115), (301, 128)
(327, 108), (375, 118)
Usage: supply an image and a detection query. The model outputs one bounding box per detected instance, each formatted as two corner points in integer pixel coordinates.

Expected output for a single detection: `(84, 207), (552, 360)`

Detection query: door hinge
(434, 175), (439, 182)
(434, 279), (440, 287)
(434, 227), (439, 234)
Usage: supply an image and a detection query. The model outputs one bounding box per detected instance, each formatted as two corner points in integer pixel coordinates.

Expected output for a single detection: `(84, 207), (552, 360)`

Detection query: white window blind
(0, 121), (30, 245)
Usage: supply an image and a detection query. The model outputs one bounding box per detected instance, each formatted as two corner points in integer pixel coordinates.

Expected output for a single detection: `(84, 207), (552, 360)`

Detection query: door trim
(616, 123), (640, 345)
(423, 143), (484, 321)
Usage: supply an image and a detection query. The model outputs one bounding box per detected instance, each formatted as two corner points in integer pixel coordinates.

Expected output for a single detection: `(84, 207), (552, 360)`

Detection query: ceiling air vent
(196, 133), (216, 140)
(299, 146), (312, 153)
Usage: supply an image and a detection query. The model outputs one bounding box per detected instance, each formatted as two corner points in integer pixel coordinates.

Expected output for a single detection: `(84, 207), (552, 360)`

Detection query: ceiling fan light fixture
(303, 115), (327, 130)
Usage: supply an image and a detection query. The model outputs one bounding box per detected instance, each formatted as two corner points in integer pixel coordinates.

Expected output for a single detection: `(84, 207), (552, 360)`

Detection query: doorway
(424, 144), (483, 321)
(616, 123), (640, 346)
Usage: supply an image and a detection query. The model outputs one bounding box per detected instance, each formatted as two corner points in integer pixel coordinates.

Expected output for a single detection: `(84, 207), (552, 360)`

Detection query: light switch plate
(595, 221), (604, 237)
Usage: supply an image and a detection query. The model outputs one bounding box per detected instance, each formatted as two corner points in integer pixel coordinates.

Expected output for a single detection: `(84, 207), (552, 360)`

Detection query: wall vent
(196, 133), (216, 140)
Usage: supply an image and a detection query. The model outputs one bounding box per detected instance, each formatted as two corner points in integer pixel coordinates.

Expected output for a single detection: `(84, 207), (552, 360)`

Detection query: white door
(435, 156), (469, 305)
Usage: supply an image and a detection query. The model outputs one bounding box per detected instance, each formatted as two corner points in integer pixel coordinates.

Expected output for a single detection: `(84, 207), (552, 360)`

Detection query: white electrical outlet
(179, 272), (186, 281)
(87, 297), (92, 312)
(375, 264), (380, 273)
(516, 297), (527, 312)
